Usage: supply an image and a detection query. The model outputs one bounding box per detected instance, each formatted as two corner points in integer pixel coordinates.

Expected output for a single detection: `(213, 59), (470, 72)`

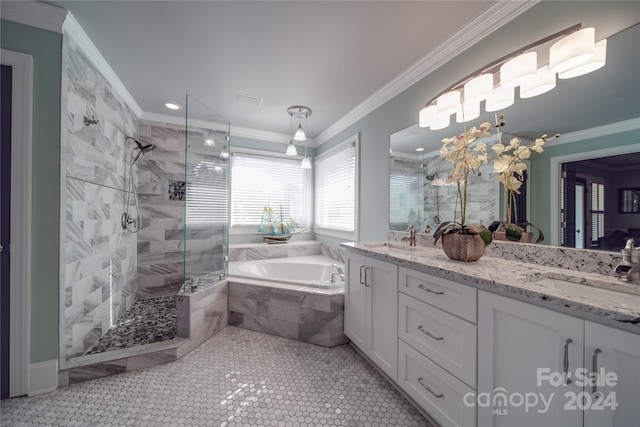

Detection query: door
(575, 179), (586, 249)
(584, 321), (640, 427)
(1, 64), (12, 400)
(562, 163), (577, 247)
(478, 292), (584, 427)
(367, 257), (398, 381)
(344, 252), (367, 349)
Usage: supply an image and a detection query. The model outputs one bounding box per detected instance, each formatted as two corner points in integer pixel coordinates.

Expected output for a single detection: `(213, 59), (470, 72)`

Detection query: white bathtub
(228, 255), (344, 289)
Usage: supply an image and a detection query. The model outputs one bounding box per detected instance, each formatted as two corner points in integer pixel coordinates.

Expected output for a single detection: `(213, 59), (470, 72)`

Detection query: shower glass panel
(183, 95), (230, 290)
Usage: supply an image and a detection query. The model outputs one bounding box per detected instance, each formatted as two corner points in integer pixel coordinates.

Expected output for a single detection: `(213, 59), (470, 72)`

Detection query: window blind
(591, 182), (605, 244)
(186, 160), (228, 225)
(390, 174), (423, 225)
(231, 153), (308, 229)
(315, 139), (357, 233)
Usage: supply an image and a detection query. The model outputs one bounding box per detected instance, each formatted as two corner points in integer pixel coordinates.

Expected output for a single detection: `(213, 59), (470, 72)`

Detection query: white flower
(492, 143), (505, 155)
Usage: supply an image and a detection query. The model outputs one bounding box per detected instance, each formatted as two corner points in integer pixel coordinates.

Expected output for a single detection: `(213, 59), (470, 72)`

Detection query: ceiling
(47, 0), (501, 143)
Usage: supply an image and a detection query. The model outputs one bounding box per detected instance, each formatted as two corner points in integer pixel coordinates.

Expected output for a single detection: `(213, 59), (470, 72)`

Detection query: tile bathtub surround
(3, 327), (431, 427)
(388, 230), (619, 275)
(228, 240), (322, 261)
(59, 32), (139, 362)
(136, 120), (227, 297)
(228, 281), (348, 347)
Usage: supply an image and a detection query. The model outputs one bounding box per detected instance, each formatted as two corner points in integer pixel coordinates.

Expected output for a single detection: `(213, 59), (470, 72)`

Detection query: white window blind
(390, 174), (423, 226)
(186, 160), (228, 226)
(231, 153), (308, 230)
(315, 136), (358, 236)
(591, 182), (605, 245)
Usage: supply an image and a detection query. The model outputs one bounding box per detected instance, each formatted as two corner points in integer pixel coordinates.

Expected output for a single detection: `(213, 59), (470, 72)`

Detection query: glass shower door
(183, 95), (230, 290)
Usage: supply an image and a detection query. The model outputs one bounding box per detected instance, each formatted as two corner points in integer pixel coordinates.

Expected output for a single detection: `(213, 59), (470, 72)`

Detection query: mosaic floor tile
(1, 327), (432, 426)
(84, 296), (177, 354)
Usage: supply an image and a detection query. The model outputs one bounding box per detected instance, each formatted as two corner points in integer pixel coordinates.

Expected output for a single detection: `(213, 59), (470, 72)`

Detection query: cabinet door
(368, 257), (398, 381)
(344, 252), (367, 349)
(478, 291), (583, 427)
(584, 321), (640, 427)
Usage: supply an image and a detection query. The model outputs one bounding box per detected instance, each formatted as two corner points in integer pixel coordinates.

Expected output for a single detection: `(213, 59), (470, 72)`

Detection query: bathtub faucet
(331, 264), (345, 283)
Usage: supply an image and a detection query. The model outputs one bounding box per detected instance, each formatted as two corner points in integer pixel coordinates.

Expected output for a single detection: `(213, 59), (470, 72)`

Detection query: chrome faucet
(401, 225), (417, 246)
(331, 264), (345, 283)
(614, 238), (640, 284)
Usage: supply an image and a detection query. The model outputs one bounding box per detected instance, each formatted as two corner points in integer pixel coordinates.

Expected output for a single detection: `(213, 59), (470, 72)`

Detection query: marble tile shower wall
(136, 120), (226, 297)
(59, 33), (139, 362)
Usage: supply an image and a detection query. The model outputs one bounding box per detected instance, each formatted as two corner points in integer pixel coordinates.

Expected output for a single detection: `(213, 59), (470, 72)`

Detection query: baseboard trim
(29, 360), (58, 396)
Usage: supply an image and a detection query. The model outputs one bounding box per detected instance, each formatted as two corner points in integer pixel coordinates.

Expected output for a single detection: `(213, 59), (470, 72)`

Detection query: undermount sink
(528, 274), (640, 308)
(363, 242), (423, 252)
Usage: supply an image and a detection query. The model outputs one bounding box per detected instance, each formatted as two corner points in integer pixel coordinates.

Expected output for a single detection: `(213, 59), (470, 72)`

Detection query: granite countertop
(342, 241), (640, 333)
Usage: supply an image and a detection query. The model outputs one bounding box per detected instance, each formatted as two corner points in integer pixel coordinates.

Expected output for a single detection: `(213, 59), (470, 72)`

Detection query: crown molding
(0, 0), (67, 33)
(62, 13), (143, 117)
(545, 118), (640, 147)
(314, 0), (539, 146)
(140, 111), (309, 145)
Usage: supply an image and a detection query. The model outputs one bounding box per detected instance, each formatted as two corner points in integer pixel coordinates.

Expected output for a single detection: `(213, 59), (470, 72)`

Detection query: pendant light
(288, 106), (312, 142)
(285, 111), (298, 155)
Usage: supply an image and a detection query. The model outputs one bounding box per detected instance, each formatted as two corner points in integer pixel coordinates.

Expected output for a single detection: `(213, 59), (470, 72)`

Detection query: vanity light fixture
(288, 105), (312, 142)
(163, 101), (183, 110)
(418, 24), (607, 131)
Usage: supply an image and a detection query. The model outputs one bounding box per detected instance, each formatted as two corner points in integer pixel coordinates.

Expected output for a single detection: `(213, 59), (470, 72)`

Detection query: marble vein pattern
(347, 241), (640, 329)
(1, 327), (431, 426)
(228, 282), (348, 347)
(60, 32), (139, 363)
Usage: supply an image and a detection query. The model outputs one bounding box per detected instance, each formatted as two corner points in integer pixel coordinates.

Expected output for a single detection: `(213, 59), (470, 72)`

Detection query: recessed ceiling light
(416, 147), (425, 152)
(204, 138), (215, 146)
(163, 101), (182, 110)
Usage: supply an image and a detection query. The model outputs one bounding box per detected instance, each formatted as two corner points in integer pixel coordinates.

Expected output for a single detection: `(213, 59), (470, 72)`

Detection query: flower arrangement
(489, 116), (559, 242)
(433, 122), (494, 246)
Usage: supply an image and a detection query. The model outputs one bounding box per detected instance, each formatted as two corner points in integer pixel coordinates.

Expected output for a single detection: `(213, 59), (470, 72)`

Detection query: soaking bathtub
(228, 255), (344, 289)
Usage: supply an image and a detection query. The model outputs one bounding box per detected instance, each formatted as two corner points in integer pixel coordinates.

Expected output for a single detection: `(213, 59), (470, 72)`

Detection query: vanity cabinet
(344, 252), (398, 381)
(397, 267), (478, 427)
(478, 291), (640, 427)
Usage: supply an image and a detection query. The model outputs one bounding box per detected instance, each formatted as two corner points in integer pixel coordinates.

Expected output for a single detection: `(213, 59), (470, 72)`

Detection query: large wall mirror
(390, 23), (640, 253)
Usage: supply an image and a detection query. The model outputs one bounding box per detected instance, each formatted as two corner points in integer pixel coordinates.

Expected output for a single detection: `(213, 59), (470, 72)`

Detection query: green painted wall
(1, 20), (62, 363)
(530, 129), (640, 244)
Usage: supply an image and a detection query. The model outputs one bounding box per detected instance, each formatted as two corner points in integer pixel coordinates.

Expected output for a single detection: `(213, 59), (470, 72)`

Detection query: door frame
(1, 49), (33, 397)
(549, 142), (640, 246)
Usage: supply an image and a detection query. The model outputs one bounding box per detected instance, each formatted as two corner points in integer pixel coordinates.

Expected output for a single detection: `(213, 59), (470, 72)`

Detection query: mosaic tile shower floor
(2, 327), (432, 426)
(84, 296), (177, 355)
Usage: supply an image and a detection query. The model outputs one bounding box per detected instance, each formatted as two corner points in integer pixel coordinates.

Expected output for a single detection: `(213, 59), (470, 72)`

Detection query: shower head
(126, 136), (156, 162)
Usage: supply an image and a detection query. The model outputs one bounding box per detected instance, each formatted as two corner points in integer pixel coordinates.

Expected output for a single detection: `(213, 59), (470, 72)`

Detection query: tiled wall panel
(59, 34), (139, 363)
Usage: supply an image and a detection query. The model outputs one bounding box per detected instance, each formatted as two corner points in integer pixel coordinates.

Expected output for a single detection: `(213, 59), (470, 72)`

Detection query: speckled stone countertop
(342, 242), (640, 333)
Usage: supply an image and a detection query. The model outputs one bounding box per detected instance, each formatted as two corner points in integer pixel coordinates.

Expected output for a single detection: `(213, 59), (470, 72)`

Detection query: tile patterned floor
(84, 296), (177, 355)
(2, 327), (431, 426)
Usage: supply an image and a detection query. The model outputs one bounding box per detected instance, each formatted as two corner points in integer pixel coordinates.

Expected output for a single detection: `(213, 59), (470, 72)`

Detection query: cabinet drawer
(399, 293), (477, 388)
(399, 340), (476, 427)
(399, 266), (476, 322)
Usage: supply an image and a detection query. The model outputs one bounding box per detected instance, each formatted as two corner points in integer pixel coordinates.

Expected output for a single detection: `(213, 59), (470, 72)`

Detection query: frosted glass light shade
(456, 101), (480, 123)
(549, 27), (595, 74)
(485, 86), (514, 112)
(436, 90), (461, 116)
(300, 157), (312, 169)
(285, 140), (298, 156)
(500, 52), (537, 88)
(419, 105), (437, 128)
(520, 66), (556, 98)
(559, 39), (607, 79)
(293, 123), (306, 141)
(429, 112), (451, 130)
(464, 73), (493, 103)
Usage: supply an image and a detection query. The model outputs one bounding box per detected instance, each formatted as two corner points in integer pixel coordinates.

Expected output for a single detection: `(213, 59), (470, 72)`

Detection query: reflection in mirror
(389, 24), (639, 252)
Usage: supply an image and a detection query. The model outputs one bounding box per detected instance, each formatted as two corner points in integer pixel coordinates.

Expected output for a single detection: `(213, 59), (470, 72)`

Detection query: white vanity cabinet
(344, 252), (398, 381)
(478, 291), (640, 427)
(397, 267), (478, 427)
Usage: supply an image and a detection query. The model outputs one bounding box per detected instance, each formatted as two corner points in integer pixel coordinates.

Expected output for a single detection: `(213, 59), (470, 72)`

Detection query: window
(231, 151), (310, 232)
(186, 159), (228, 226)
(314, 134), (359, 239)
(591, 182), (605, 246)
(390, 173), (423, 228)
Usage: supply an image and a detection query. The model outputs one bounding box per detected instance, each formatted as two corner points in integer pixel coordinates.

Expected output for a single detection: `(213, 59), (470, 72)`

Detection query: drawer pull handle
(417, 377), (443, 398)
(418, 325), (444, 341)
(563, 338), (573, 385)
(592, 348), (602, 394)
(418, 284), (444, 295)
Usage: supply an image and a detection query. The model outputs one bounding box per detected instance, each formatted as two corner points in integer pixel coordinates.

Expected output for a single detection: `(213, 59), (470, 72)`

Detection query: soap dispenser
(614, 238), (635, 279)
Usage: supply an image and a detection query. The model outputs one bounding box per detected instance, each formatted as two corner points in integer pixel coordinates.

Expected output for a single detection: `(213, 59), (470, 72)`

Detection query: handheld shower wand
(122, 136), (156, 232)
